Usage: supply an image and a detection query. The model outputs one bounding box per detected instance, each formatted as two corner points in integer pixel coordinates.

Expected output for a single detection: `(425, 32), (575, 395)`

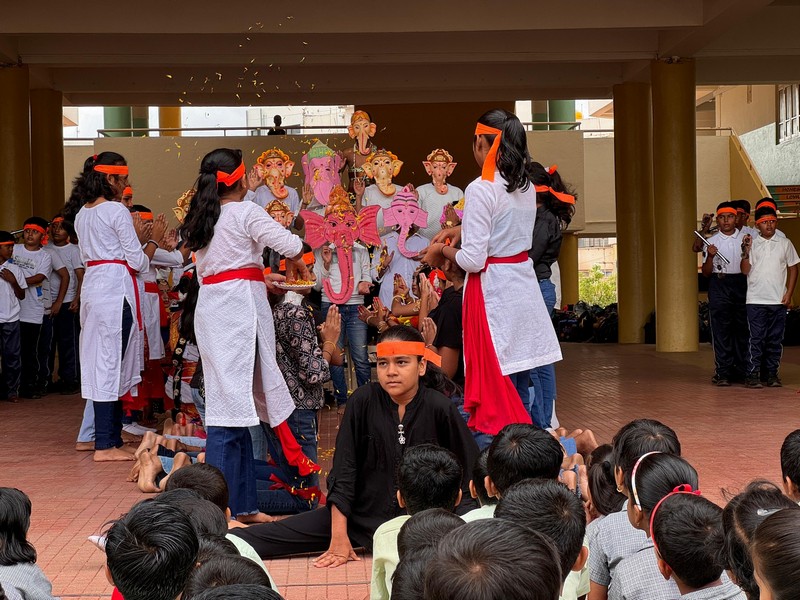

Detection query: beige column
(0, 66), (33, 231)
(651, 59), (699, 352)
(30, 89), (65, 218)
(558, 232), (579, 306)
(613, 82), (655, 343)
(159, 107), (181, 136)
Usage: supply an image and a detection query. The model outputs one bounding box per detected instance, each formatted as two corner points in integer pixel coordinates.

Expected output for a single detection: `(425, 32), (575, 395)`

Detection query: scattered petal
(300, 56), (305, 63)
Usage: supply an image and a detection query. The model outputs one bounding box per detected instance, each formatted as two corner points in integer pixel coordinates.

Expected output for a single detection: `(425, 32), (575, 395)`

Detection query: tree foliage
(579, 264), (617, 307)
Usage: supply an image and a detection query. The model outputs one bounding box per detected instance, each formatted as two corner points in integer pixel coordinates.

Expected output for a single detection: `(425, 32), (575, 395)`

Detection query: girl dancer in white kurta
(423, 109), (562, 439)
(181, 148), (316, 520)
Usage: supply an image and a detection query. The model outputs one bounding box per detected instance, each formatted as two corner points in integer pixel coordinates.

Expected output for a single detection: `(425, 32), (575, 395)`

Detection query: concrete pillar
(651, 59), (698, 352)
(531, 100), (549, 131)
(30, 89), (65, 219)
(613, 82), (655, 343)
(159, 107), (181, 137)
(103, 106), (132, 137)
(131, 106), (149, 136)
(548, 100), (576, 130)
(0, 66), (33, 232)
(558, 232), (579, 306)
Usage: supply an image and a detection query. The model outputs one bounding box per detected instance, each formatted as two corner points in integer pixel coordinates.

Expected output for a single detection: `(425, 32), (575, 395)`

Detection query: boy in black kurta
(230, 327), (479, 561)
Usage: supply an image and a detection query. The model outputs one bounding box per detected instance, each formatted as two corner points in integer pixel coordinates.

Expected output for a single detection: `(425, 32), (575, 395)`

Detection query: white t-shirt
(416, 182), (464, 242)
(704, 229), (743, 275)
(46, 243), (84, 303)
(746, 234), (800, 304)
(741, 224), (786, 239)
(12, 245), (52, 324)
(0, 261), (28, 323)
(41, 248), (65, 314)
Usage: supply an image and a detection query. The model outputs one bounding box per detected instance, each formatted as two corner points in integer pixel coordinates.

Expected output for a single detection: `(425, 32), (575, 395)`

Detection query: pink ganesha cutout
(383, 186), (429, 258)
(300, 185), (381, 304)
(301, 140), (345, 207)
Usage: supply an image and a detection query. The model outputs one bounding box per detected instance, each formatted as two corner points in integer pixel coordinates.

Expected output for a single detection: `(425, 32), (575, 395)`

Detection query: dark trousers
(37, 314), (53, 388)
(708, 274), (748, 380)
(50, 309), (80, 385)
(19, 321), (42, 392)
(0, 321), (22, 398)
(747, 304), (786, 377)
(206, 426), (258, 518)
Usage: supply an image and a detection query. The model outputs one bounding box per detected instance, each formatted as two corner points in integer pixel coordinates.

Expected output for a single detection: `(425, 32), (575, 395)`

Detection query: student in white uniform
(63, 151), (165, 462)
(180, 147), (316, 523)
(0, 231), (27, 403)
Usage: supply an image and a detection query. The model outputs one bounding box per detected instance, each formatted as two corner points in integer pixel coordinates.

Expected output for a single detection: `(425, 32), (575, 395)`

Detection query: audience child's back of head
(720, 480), (797, 599)
(495, 478), (587, 582)
(0, 488), (36, 566)
(624, 452), (698, 529)
(751, 506), (800, 600)
(197, 534), (240, 565)
(587, 444), (625, 517)
(157, 489), (228, 536)
(105, 499), (199, 600)
(611, 419), (681, 485)
(182, 555), (273, 599)
(486, 424), (563, 496)
(191, 584), (284, 600)
(165, 463), (230, 516)
(779, 428), (800, 501)
(397, 444), (463, 514)
(469, 447), (495, 507)
(423, 519), (562, 600)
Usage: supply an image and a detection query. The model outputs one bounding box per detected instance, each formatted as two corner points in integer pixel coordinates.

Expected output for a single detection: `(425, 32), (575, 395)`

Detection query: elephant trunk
(396, 227), (415, 258)
(323, 246), (355, 304)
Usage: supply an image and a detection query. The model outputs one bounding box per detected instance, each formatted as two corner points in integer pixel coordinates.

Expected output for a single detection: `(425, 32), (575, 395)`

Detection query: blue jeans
(50, 309), (80, 385)
(191, 386), (206, 425)
(452, 394), (494, 451)
(249, 424), (269, 461)
(206, 426), (258, 517)
(0, 321), (21, 398)
(320, 303), (371, 405)
(94, 400), (123, 450)
(508, 370), (532, 414)
(530, 278), (558, 428)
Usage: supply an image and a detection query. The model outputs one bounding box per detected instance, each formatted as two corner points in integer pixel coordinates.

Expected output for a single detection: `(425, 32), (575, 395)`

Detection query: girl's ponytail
(63, 151), (126, 224)
(477, 109), (532, 194)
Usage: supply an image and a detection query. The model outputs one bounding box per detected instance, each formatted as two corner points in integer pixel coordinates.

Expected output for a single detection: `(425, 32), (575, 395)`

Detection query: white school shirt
(370, 230), (429, 308)
(46, 243), (83, 303)
(363, 184), (401, 236)
(12, 245), (52, 324)
(0, 261), (28, 323)
(740, 224), (785, 240)
(416, 182), (464, 242)
(704, 229), (743, 275)
(746, 234), (800, 304)
(41, 248), (66, 315)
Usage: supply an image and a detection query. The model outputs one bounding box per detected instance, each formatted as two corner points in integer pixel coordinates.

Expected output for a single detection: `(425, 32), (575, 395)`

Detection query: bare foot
(554, 427), (568, 438)
(236, 512), (276, 524)
(197, 452), (206, 463)
(574, 429), (599, 457)
(75, 441), (95, 452)
(127, 461), (141, 482)
(159, 452), (191, 490)
(137, 452), (164, 493)
(228, 520), (247, 529)
(135, 431), (157, 458)
(94, 447), (135, 462)
(164, 438), (179, 452)
(121, 430), (143, 444)
(120, 444), (137, 454)
(162, 418), (174, 436)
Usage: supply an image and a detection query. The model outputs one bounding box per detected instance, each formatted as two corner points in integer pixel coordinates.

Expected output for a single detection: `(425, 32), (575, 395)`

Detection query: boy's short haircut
(197, 533), (240, 565)
(470, 448), (495, 506)
(780, 429), (800, 488)
(754, 206), (777, 222)
(423, 519), (562, 600)
(397, 444), (463, 514)
(0, 231), (14, 244)
(716, 201), (736, 213)
(165, 463), (230, 514)
(732, 199), (751, 215)
(487, 424), (563, 494)
(105, 499), (199, 600)
(190, 584), (284, 600)
(611, 419), (681, 476)
(651, 493), (725, 589)
(157, 489), (228, 537)
(397, 507), (465, 560)
(23, 216), (48, 229)
(182, 555), (273, 599)
(495, 479), (586, 581)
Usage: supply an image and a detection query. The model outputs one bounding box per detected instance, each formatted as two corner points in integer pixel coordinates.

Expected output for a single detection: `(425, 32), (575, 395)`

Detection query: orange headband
(135, 212), (154, 220)
(756, 215), (777, 224)
(23, 224), (48, 245)
(123, 186), (133, 196)
(547, 164), (558, 175)
(535, 184), (576, 205)
(217, 162), (245, 187)
(717, 207), (737, 217)
(93, 164), (129, 176)
(376, 341), (442, 367)
(51, 217), (64, 224)
(475, 123), (502, 182)
(0, 241), (14, 246)
(758, 201), (777, 211)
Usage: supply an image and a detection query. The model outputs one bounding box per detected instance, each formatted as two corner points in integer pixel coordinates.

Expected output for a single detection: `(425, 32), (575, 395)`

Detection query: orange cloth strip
(217, 162), (245, 187)
(376, 341), (442, 367)
(51, 217), (64, 225)
(24, 224), (47, 235)
(86, 260), (142, 330)
(758, 201), (777, 211)
(716, 207), (737, 216)
(93, 165), (129, 176)
(475, 123), (502, 182)
(535, 184), (575, 205)
(547, 164), (558, 175)
(0, 241), (14, 246)
(135, 212), (154, 220)
(736, 208), (746, 214)
(756, 216), (777, 224)
(144, 282), (160, 293)
(123, 186), (133, 196)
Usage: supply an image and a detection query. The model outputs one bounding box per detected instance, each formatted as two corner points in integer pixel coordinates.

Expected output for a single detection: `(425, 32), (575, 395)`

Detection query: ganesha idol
(301, 141), (344, 213)
(416, 148), (464, 242)
(248, 148), (301, 215)
(360, 148), (404, 235)
(300, 185), (381, 304)
(383, 186), (429, 258)
(342, 110), (378, 187)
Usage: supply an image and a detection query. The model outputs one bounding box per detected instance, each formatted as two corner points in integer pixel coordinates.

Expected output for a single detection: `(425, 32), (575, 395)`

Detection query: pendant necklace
(397, 424), (406, 445)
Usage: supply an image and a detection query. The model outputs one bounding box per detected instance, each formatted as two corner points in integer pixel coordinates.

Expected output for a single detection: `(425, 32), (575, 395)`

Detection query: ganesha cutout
(256, 148), (295, 200)
(383, 185), (428, 258)
(301, 141), (344, 207)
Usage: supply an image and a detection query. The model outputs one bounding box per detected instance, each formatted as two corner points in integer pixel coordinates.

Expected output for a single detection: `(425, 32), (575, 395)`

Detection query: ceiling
(2, 0), (798, 106)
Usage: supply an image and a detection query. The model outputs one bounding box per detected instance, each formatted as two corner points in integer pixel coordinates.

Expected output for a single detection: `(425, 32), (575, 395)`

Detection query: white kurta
(195, 200), (303, 428)
(75, 201), (150, 402)
(455, 174), (562, 375)
(141, 248), (184, 360)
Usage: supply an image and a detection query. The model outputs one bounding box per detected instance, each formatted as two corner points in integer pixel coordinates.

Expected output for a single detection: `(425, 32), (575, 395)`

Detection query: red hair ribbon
(650, 484), (702, 556)
(716, 207), (737, 217)
(535, 184), (575, 205)
(93, 154), (98, 161)
(216, 162), (245, 187)
(376, 341), (443, 367)
(547, 164), (558, 175)
(94, 164), (129, 176)
(23, 224), (48, 245)
(123, 186), (133, 196)
(429, 269), (446, 286)
(475, 123), (502, 182)
(756, 215), (777, 224)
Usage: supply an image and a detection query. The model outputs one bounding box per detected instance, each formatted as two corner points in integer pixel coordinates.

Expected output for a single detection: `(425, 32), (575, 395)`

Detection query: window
(778, 84), (800, 143)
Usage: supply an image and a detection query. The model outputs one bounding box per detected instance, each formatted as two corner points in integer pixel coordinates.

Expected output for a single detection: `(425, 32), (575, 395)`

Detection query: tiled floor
(2, 343), (797, 599)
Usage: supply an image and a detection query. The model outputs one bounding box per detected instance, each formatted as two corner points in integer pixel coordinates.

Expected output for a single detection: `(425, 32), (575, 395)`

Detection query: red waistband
(144, 282), (160, 293)
(87, 259), (134, 273)
(203, 267), (265, 285)
(485, 251), (529, 268)
(86, 260), (142, 330)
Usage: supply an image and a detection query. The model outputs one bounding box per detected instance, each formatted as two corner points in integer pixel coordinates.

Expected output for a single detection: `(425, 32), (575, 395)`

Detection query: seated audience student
(370, 444), (463, 600)
(423, 518), (563, 600)
(229, 325), (480, 564)
(651, 492), (746, 600)
(588, 419), (681, 600)
(391, 508), (465, 600)
(104, 499), (199, 600)
(182, 556), (274, 600)
(740, 205), (799, 388)
(460, 447), (498, 521)
(495, 479), (588, 600)
(0, 488), (56, 600)
(0, 232), (26, 403)
(750, 506), (800, 600)
(196, 533), (241, 565)
(191, 584), (284, 600)
(719, 480), (797, 600)
(609, 452), (700, 600)
(0, 583), (24, 600)
(780, 428), (800, 502)
(585, 444), (626, 524)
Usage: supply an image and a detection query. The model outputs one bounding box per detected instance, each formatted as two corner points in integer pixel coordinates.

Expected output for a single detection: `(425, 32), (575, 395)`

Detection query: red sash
(87, 259), (142, 330)
(462, 251), (533, 435)
(144, 282), (169, 327)
(203, 267), (265, 285)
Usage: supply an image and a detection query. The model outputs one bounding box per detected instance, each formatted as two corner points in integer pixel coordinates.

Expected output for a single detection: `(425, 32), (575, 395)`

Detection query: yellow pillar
(558, 232), (579, 306)
(0, 66), (32, 232)
(652, 59), (698, 352)
(30, 89), (65, 219)
(613, 82), (655, 343)
(159, 107), (181, 137)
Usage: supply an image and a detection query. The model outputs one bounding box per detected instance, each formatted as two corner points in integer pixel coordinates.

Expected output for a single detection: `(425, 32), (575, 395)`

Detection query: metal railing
(522, 121), (582, 130)
(96, 125), (349, 137)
